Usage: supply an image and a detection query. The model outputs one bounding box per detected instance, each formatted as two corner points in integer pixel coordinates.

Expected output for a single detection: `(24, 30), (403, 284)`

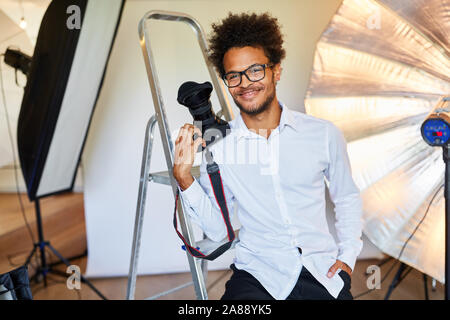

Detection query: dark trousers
(221, 264), (353, 300)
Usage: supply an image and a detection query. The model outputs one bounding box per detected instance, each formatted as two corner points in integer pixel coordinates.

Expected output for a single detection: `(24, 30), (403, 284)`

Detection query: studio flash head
(421, 96), (450, 147)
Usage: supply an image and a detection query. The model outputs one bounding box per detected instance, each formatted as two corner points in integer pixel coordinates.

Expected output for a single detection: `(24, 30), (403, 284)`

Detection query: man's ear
(273, 63), (282, 82)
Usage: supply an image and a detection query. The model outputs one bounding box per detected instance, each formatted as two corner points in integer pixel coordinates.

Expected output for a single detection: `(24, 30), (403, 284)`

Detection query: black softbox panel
(17, 0), (88, 200)
(16, 0), (124, 200)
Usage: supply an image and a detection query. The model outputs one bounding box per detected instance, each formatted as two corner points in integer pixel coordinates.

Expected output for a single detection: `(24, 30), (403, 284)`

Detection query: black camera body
(177, 81), (230, 149)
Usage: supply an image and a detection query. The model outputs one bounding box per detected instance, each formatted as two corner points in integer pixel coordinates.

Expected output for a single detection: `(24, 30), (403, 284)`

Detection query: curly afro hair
(208, 12), (286, 77)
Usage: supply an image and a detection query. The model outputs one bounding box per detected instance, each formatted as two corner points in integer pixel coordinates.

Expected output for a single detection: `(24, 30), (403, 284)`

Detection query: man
(173, 12), (362, 300)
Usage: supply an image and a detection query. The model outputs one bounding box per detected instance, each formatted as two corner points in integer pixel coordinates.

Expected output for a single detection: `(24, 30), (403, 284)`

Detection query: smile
(239, 89), (261, 100)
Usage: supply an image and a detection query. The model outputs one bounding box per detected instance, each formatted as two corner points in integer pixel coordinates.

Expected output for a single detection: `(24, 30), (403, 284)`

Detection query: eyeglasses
(222, 63), (273, 88)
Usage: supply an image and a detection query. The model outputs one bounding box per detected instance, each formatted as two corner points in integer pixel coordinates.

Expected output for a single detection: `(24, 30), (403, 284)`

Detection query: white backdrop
(82, 0), (383, 278)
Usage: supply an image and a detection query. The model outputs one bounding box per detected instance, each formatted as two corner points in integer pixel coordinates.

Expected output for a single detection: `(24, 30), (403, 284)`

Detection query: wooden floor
(0, 192), (445, 300)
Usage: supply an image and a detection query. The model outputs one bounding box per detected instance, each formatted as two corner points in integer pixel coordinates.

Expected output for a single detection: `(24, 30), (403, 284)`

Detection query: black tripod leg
(48, 250), (87, 269)
(384, 263), (407, 300)
(34, 200), (48, 287)
(25, 244), (39, 284)
(27, 244), (50, 285)
(40, 244), (48, 287)
(423, 274), (429, 300)
(24, 244), (38, 266)
(377, 257), (393, 268)
(46, 243), (107, 300)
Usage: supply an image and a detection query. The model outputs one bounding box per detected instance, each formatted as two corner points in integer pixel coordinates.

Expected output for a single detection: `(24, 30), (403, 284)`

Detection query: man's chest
(215, 133), (329, 193)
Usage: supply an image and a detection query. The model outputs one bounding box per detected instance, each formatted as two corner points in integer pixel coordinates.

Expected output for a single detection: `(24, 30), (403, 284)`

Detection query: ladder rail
(127, 10), (234, 300)
(126, 115), (157, 300)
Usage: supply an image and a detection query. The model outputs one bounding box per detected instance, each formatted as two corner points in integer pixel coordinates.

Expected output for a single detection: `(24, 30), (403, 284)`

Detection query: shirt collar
(234, 101), (298, 140)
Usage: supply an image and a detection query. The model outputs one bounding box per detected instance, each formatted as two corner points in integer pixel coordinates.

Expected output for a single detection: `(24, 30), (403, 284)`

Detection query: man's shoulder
(289, 108), (336, 131)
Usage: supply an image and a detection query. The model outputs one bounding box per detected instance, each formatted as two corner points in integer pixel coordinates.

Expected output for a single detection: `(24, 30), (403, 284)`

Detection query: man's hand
(173, 123), (205, 190)
(327, 260), (352, 278)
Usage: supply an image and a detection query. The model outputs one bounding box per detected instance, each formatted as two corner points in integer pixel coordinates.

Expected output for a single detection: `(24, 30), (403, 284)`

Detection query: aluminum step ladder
(126, 10), (237, 300)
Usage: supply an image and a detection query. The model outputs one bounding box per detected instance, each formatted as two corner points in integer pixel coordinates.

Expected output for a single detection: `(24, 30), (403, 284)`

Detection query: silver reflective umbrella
(305, 0), (450, 283)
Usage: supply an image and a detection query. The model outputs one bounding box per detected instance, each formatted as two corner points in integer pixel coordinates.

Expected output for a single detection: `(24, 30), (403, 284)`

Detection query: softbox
(17, 0), (124, 200)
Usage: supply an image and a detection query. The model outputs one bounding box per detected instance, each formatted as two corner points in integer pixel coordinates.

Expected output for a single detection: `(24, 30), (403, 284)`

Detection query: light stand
(420, 96), (450, 300)
(23, 199), (107, 300)
(2, 0), (125, 300)
(443, 145), (450, 300)
(383, 97), (450, 300)
(3, 49), (107, 300)
(378, 259), (431, 300)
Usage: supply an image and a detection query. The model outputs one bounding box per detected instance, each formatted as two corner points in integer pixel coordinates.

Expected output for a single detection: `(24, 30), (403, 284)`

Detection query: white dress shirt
(178, 102), (363, 299)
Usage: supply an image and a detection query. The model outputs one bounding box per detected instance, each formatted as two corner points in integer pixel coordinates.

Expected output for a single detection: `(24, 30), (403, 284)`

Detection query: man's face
(223, 46), (281, 116)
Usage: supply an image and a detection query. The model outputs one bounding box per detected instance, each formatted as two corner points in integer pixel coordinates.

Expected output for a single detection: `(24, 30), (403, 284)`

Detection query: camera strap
(173, 161), (235, 261)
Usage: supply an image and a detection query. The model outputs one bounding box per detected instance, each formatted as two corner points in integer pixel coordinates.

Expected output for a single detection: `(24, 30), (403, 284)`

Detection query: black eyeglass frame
(222, 63), (273, 88)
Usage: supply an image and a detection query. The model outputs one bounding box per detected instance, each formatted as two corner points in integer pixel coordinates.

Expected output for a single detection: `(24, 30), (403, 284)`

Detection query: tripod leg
(24, 244), (38, 266)
(377, 257), (393, 268)
(40, 244), (48, 287)
(48, 250), (87, 269)
(34, 200), (49, 287)
(423, 274), (429, 300)
(25, 244), (44, 285)
(46, 243), (107, 300)
(384, 263), (407, 300)
(27, 244), (49, 286)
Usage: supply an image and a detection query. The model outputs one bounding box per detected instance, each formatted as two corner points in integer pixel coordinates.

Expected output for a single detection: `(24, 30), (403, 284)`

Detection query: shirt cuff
(337, 250), (358, 272)
(178, 177), (203, 208)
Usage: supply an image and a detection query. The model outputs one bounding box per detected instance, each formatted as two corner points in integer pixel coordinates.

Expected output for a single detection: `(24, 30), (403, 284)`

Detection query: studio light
(3, 48), (32, 76)
(305, 0), (450, 299)
(2, 0), (125, 299)
(419, 96), (450, 300)
(421, 97), (450, 147)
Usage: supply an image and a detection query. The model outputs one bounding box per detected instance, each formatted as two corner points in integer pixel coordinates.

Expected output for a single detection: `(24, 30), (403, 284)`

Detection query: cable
(0, 53), (36, 245)
(354, 183), (444, 299)
(14, 69), (26, 88)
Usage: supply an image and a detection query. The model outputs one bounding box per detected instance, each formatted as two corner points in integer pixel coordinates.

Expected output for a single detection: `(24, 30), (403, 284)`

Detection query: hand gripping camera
(177, 81), (230, 150)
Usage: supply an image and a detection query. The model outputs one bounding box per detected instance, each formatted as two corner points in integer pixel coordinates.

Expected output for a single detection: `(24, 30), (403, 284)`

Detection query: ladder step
(149, 165), (200, 185)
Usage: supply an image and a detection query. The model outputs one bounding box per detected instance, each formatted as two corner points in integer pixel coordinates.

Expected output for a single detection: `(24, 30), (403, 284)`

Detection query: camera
(177, 81), (230, 149)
